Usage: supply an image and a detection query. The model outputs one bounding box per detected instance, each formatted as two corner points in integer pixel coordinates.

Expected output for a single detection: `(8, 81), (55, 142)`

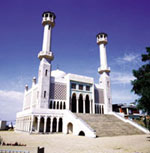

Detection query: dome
(51, 69), (66, 78)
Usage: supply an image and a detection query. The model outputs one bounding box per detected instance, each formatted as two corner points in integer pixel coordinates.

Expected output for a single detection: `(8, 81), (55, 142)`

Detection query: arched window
(45, 69), (48, 76)
(49, 101), (52, 109)
(57, 102), (59, 109)
(44, 91), (46, 98)
(60, 102), (62, 109)
(53, 101), (56, 109)
(63, 102), (66, 109)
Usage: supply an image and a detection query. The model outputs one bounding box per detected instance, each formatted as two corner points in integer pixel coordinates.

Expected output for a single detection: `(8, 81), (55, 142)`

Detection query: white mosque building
(15, 11), (112, 138)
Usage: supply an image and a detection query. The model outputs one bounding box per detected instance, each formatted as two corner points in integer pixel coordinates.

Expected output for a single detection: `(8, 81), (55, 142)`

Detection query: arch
(39, 117), (44, 133)
(52, 118), (57, 132)
(99, 105), (101, 114)
(79, 94), (83, 113)
(57, 102), (59, 109)
(58, 118), (63, 132)
(46, 117), (51, 132)
(33, 116), (38, 132)
(85, 95), (90, 113)
(78, 131), (85, 136)
(102, 105), (104, 114)
(49, 101), (52, 109)
(67, 122), (73, 134)
(71, 93), (76, 113)
(53, 101), (56, 109)
(63, 102), (66, 109)
(60, 102), (62, 109)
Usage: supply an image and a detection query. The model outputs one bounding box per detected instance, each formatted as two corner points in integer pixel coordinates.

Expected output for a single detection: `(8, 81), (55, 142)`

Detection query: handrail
(111, 112), (150, 134)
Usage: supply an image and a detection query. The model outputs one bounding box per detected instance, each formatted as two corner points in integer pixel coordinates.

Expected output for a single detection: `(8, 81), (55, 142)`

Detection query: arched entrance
(33, 116), (38, 132)
(79, 94), (83, 113)
(72, 93), (76, 113)
(102, 105), (104, 114)
(46, 117), (51, 132)
(58, 118), (63, 132)
(79, 131), (85, 136)
(85, 95), (90, 113)
(39, 117), (44, 133)
(67, 122), (73, 134)
(52, 118), (57, 132)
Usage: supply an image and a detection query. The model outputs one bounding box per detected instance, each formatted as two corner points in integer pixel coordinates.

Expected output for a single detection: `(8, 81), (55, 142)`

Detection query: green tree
(131, 47), (150, 115)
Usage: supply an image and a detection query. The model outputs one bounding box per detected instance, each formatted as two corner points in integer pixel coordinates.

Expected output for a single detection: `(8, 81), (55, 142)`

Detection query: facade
(15, 11), (112, 137)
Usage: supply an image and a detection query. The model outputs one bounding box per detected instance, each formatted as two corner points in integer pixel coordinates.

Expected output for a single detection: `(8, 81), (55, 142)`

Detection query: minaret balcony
(38, 51), (54, 61)
(98, 67), (110, 74)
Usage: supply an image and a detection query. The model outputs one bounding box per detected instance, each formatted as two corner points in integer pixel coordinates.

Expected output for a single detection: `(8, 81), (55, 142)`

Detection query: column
(30, 116), (34, 133)
(50, 117), (53, 133)
(27, 117), (30, 132)
(126, 108), (129, 115)
(89, 100), (91, 114)
(37, 116), (41, 133)
(77, 99), (79, 113)
(90, 100), (93, 114)
(56, 117), (59, 132)
(44, 116), (47, 133)
(83, 99), (85, 114)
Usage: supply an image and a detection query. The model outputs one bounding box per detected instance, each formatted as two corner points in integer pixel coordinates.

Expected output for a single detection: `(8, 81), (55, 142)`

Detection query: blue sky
(0, 0), (150, 120)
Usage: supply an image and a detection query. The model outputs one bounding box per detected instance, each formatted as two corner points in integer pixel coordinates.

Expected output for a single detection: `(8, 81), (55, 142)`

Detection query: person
(143, 116), (147, 128)
(148, 117), (150, 131)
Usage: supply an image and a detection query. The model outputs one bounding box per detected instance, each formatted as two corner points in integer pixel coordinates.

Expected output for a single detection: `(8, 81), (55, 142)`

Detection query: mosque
(15, 11), (112, 137)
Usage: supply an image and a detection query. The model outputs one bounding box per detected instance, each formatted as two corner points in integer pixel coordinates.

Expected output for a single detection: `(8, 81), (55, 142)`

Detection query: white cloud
(112, 89), (138, 104)
(116, 53), (140, 64)
(111, 72), (135, 84)
(0, 90), (24, 121)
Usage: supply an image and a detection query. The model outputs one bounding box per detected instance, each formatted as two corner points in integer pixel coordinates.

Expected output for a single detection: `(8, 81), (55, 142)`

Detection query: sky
(0, 0), (150, 121)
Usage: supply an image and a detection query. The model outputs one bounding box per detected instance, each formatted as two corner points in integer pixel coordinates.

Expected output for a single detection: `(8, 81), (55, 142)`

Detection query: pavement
(0, 131), (150, 153)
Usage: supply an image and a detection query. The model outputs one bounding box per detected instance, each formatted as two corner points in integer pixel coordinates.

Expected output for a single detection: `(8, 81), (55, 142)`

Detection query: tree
(131, 47), (150, 115)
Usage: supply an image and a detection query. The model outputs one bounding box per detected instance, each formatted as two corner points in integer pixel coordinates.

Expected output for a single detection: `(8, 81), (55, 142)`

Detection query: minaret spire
(38, 11), (56, 61)
(37, 11), (56, 108)
(96, 33), (112, 114)
(96, 33), (110, 74)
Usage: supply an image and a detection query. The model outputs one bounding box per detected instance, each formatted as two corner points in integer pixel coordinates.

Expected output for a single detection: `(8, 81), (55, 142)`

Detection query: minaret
(37, 11), (56, 108)
(96, 33), (112, 114)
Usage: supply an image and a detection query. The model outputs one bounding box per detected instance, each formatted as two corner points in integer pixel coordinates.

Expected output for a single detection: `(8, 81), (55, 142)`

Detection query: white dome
(51, 69), (66, 78)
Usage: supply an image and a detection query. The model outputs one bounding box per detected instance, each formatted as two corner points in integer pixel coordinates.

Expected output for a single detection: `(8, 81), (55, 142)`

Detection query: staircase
(76, 114), (144, 137)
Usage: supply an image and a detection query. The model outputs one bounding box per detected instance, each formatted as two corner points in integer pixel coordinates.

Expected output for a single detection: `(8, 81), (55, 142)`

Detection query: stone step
(75, 113), (144, 137)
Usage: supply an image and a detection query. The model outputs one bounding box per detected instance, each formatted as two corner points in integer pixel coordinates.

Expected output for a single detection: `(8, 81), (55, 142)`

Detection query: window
(71, 83), (76, 89)
(44, 91), (46, 98)
(79, 84), (83, 90)
(107, 81), (109, 87)
(45, 69), (48, 76)
(86, 85), (90, 91)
